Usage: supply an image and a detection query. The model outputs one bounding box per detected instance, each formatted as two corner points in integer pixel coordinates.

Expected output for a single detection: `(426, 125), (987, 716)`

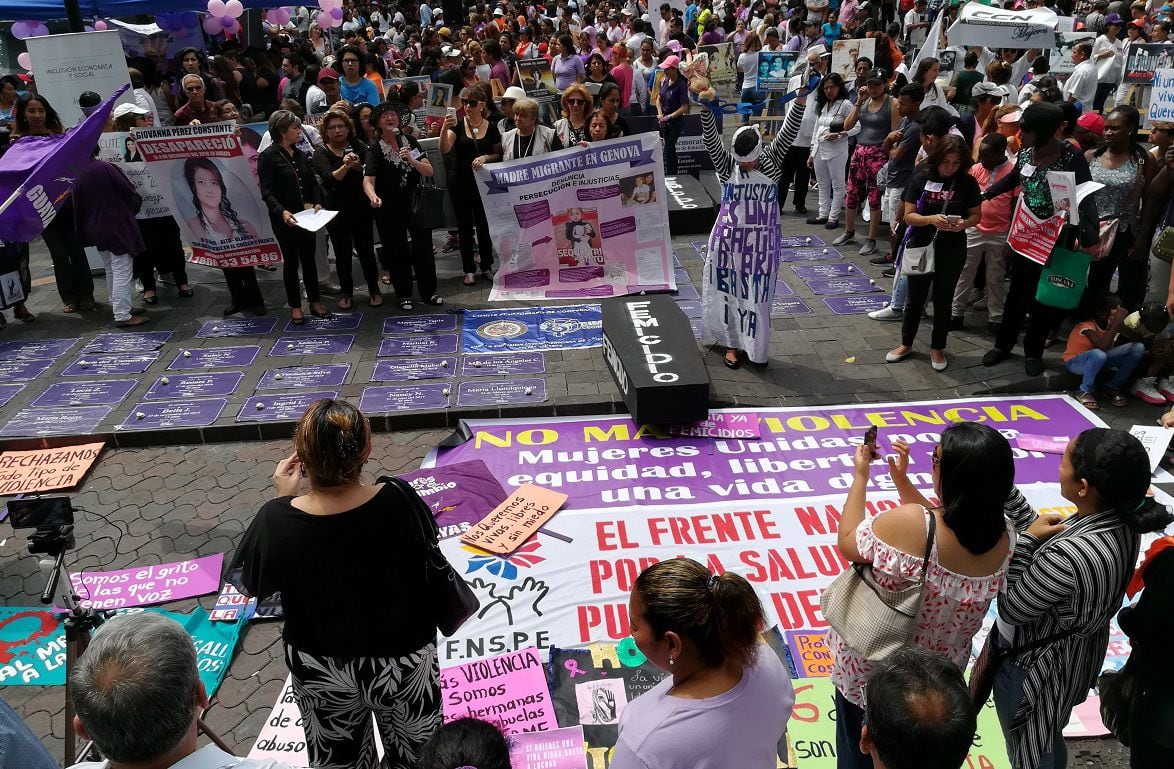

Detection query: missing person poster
(516, 58), (559, 103)
(133, 121), (282, 269)
(97, 131), (171, 219)
(474, 135), (676, 301)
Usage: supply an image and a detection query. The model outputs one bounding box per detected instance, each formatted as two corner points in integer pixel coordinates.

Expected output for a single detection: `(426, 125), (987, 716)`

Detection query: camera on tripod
(8, 496), (75, 554)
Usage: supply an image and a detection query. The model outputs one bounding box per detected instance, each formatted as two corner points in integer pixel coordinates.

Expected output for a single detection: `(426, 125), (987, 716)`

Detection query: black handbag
(383, 476), (480, 636)
(969, 627), (1068, 707)
(410, 182), (448, 230)
(1098, 662), (1137, 746)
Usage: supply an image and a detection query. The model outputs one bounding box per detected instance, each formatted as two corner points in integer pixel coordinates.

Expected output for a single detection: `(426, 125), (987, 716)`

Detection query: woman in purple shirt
(551, 34), (586, 91)
(611, 559), (795, 769)
(656, 55), (691, 175)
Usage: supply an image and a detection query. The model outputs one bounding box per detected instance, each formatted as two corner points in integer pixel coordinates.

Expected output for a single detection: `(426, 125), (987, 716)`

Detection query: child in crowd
(1063, 292), (1146, 409)
(951, 134), (1014, 335)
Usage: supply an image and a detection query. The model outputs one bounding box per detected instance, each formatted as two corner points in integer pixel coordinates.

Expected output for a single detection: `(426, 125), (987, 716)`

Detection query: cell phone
(446, 106), (457, 119)
(946, 214), (961, 224)
(864, 426), (878, 459)
(6, 496), (74, 529)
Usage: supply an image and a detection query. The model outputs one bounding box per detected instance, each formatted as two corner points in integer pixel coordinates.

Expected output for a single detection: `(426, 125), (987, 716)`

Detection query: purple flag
(0, 85), (128, 242)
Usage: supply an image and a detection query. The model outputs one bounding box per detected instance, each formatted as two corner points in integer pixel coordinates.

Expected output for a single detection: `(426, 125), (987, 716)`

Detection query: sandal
(399, 298), (413, 311)
(380, 272), (392, 285)
(1107, 389), (1128, 407)
(143, 292), (158, 305)
(1077, 391), (1100, 410)
(178, 285), (194, 298)
(338, 296), (353, 311)
(290, 308), (305, 325)
(62, 303), (77, 313)
(370, 293), (384, 307)
(463, 273), (476, 286)
(424, 295), (444, 306)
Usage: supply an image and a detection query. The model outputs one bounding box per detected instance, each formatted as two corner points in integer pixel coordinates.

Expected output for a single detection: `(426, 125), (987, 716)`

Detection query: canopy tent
(0, 0), (272, 22)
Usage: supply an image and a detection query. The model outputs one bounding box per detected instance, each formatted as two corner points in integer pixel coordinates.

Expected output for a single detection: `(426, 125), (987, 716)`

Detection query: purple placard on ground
(775, 280), (795, 297)
(0, 406), (112, 437)
(791, 262), (863, 279)
(1015, 434), (1071, 454)
(771, 297), (814, 316)
(823, 295), (891, 315)
(382, 314), (458, 335)
(669, 411), (762, 439)
(379, 334), (459, 357)
(780, 234), (826, 248)
(143, 372), (245, 401)
(371, 357), (457, 381)
(398, 459), (508, 539)
(461, 352), (546, 377)
(0, 383), (24, 409)
(169, 345), (260, 370)
(778, 247), (843, 262)
(675, 299), (702, 318)
(257, 363), (352, 390)
(503, 269), (551, 289)
(63, 353), (160, 377)
(560, 266), (605, 283)
(805, 277), (882, 295)
(457, 378), (547, 407)
(674, 284), (700, 301)
(81, 331), (173, 354)
(360, 384), (451, 413)
(196, 317), (279, 338)
(515, 200), (551, 228)
(578, 184), (621, 201)
(0, 337), (79, 359)
(269, 335), (355, 356)
(237, 390), (339, 422)
(69, 553), (224, 610)
(600, 217), (636, 238)
(282, 312), (363, 333)
(0, 359), (54, 382)
(32, 379), (139, 409)
(674, 268), (691, 285)
(118, 399), (228, 431)
(690, 316), (703, 338)
(672, 253), (683, 268)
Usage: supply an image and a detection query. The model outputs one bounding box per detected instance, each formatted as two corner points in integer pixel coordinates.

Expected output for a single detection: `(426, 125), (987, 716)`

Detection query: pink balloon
(227, 18), (241, 34)
(207, 0), (227, 17)
(220, 15), (235, 28)
(318, 0), (342, 11)
(30, 23), (48, 37)
(322, 13), (341, 28)
(330, 7), (343, 20)
(10, 21), (33, 40)
(16, 52), (31, 70)
(225, 0), (244, 18)
(203, 15), (223, 34)
(94, 19), (108, 30)
(277, 9), (292, 24)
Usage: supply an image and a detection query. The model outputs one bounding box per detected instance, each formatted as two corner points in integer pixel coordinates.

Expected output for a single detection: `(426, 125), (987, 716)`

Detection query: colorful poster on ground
(97, 131), (171, 219)
(25, 30), (135, 127)
(461, 305), (603, 353)
(509, 726), (588, 769)
(461, 484), (569, 555)
(69, 553), (224, 610)
(475, 135), (675, 301)
(440, 647), (559, 732)
(0, 608), (64, 686)
(0, 442), (103, 495)
(134, 121), (282, 269)
(398, 459), (508, 540)
(1125, 44), (1174, 84)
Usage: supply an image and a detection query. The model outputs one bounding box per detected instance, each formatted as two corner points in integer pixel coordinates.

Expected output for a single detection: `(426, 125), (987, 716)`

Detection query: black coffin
(665, 174), (717, 235)
(601, 294), (710, 425)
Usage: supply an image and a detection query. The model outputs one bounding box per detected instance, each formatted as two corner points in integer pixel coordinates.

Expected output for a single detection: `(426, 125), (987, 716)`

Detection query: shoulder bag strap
(918, 509), (937, 585)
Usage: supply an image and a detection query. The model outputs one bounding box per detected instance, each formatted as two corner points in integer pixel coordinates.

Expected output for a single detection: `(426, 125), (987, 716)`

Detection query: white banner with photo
(96, 131), (172, 220)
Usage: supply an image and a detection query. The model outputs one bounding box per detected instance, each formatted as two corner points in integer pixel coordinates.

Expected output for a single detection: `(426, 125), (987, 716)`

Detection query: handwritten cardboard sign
(249, 674), (383, 767)
(509, 725), (588, 769)
(441, 647), (559, 733)
(784, 630), (833, 678)
(68, 553), (223, 610)
(0, 442), (104, 496)
(669, 411), (761, 439)
(461, 483), (568, 555)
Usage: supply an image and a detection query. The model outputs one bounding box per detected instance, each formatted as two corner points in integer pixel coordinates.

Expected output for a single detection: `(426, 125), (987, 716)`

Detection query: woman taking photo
(257, 109), (332, 325)
(314, 110), (381, 310)
(440, 84), (501, 286)
(228, 399), (443, 769)
(835, 68), (897, 255)
(993, 428), (1173, 769)
(610, 558), (794, 769)
(807, 73), (853, 229)
(832, 422), (1029, 769)
(656, 55), (690, 176)
(886, 135), (982, 372)
(596, 83), (630, 137)
(500, 97), (562, 160)
(364, 102), (441, 310)
(551, 34), (586, 91)
(554, 83), (594, 147)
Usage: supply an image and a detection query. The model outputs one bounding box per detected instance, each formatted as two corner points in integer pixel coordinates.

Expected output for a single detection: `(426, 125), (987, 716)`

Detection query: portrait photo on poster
(171, 157), (262, 247)
(619, 173), (657, 206)
(553, 208), (604, 269)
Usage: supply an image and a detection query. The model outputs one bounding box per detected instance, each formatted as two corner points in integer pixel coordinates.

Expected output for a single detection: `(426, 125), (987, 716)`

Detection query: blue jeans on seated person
(740, 87), (764, 124)
(1064, 342), (1146, 393)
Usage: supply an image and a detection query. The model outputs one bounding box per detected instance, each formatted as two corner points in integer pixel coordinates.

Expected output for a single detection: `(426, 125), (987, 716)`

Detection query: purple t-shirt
(609, 645), (794, 769)
(552, 53), (585, 90)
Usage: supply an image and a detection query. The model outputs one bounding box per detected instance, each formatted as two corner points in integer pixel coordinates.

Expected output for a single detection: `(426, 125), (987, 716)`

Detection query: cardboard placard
(0, 442), (104, 496)
(509, 725), (588, 769)
(440, 647), (559, 733)
(68, 554), (224, 610)
(461, 484), (568, 555)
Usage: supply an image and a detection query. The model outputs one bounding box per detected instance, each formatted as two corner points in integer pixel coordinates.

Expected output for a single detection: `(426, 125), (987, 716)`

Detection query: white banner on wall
(25, 30), (134, 127)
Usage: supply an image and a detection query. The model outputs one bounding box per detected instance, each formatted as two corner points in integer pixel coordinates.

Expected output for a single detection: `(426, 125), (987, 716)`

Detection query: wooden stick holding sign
(460, 483), (568, 555)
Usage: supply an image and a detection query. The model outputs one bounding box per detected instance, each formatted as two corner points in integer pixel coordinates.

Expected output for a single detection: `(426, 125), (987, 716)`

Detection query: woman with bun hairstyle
(611, 558), (794, 769)
(992, 428), (1174, 769)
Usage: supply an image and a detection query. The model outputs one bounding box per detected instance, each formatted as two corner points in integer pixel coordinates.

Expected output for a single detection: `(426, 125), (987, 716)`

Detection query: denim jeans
(739, 87), (764, 124)
(889, 273), (908, 312)
(993, 659), (1067, 769)
(1063, 342), (1146, 393)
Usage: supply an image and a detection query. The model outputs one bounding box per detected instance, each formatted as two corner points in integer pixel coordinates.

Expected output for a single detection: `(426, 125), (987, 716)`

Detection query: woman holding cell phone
(439, 83), (501, 286)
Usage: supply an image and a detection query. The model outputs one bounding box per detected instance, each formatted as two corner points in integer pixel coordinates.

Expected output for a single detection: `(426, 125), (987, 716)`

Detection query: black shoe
(949, 315), (964, 331)
(317, 282), (341, 295)
(806, 215), (828, 225)
(987, 321), (1001, 335)
(251, 305), (268, 316)
(869, 253), (893, 265)
(881, 266), (896, 278)
(1025, 358), (1045, 377)
(824, 219), (840, 230)
(794, 205), (808, 215)
(748, 359), (769, 369)
(223, 305), (242, 317)
(309, 307), (334, 320)
(723, 355), (741, 370)
(982, 348), (1010, 367)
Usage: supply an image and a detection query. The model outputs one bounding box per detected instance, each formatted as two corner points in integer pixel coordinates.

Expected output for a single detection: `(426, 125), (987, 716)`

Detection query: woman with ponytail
(228, 399), (442, 769)
(611, 558), (794, 769)
(992, 428), (1173, 769)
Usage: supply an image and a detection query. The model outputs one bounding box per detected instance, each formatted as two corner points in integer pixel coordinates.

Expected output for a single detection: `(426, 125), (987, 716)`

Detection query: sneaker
(442, 235), (459, 253)
(824, 219), (840, 230)
(859, 239), (878, 256)
(1158, 377), (1174, 403)
(1132, 377), (1167, 405)
(869, 252), (893, 265)
(832, 231), (857, 246)
(868, 305), (904, 321)
(881, 265), (895, 278)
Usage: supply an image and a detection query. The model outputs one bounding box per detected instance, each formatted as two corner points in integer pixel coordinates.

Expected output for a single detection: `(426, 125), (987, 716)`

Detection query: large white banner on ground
(474, 134), (676, 301)
(25, 31), (135, 127)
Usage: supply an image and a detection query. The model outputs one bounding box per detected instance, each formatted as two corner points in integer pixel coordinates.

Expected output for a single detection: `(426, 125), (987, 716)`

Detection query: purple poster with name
(237, 391), (339, 422)
(457, 378), (547, 407)
(823, 295), (891, 315)
(169, 346), (261, 370)
(196, 317), (279, 338)
(461, 353), (545, 377)
(63, 353), (160, 377)
(379, 334), (459, 357)
(0, 358), (54, 381)
(371, 357), (457, 381)
(269, 335), (355, 356)
(0, 383), (23, 409)
(778, 247), (842, 262)
(674, 299), (702, 318)
(397, 459), (508, 538)
(144, 372), (246, 401)
(118, 399), (228, 430)
(780, 234), (826, 248)
(359, 384), (451, 413)
(1, 406), (112, 437)
(282, 312), (363, 333)
(429, 396), (1108, 511)
(771, 296), (813, 316)
(775, 279), (795, 297)
(257, 363), (352, 390)
(32, 379), (139, 408)
(0, 337), (79, 359)
(81, 331), (173, 354)
(805, 277), (882, 295)
(673, 284), (700, 301)
(382, 314), (458, 334)
(792, 262), (863, 279)
(68, 553), (224, 610)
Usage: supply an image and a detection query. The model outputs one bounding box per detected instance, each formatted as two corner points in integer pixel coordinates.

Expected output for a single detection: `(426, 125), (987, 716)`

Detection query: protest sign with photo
(1050, 31), (1096, 77)
(517, 58), (560, 103)
(697, 42), (737, 84)
(108, 17), (205, 73)
(756, 51), (799, 91)
(134, 121), (282, 269)
(474, 135), (676, 301)
(25, 30), (135, 127)
(97, 131), (171, 219)
(831, 39), (876, 82)
(1125, 44), (1174, 85)
(427, 82), (455, 118)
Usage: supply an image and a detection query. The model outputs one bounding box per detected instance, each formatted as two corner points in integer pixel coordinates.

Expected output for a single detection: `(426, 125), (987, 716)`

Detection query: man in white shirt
(904, 0), (931, 47)
(370, 4), (390, 33)
(1064, 41), (1099, 105)
(626, 18), (650, 56)
(657, 3), (674, 46)
(69, 613), (297, 769)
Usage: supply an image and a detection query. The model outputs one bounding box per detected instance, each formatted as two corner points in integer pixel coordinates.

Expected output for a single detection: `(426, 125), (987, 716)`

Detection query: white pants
(881, 187), (904, 228)
(952, 229), (1009, 322)
(813, 153), (847, 221)
(98, 250), (134, 321)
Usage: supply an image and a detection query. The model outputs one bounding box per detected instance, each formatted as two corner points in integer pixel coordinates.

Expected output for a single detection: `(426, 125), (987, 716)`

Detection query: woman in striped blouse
(993, 428), (1173, 769)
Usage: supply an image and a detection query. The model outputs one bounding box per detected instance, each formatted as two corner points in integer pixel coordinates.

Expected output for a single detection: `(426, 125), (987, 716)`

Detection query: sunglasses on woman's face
(566, 98), (587, 105)
(463, 98), (481, 106)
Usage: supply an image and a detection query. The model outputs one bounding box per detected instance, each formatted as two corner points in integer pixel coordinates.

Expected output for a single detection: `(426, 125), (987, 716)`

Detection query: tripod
(38, 542), (233, 765)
